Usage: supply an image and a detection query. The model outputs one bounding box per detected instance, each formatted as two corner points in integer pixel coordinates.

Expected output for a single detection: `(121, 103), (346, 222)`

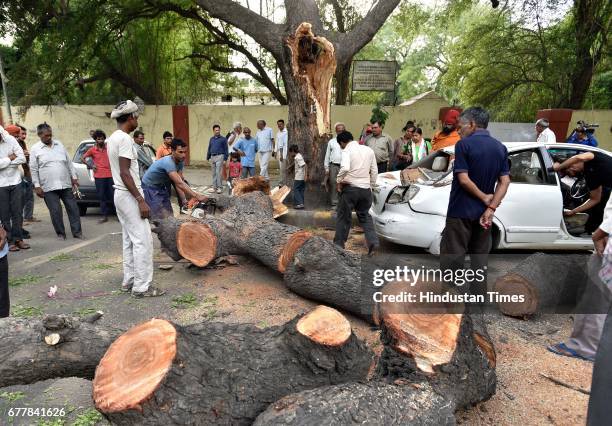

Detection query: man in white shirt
(0, 125), (28, 251)
(274, 119), (288, 185)
(324, 122), (345, 208)
(30, 123), (82, 240)
(107, 100), (164, 298)
(333, 130), (380, 254)
(255, 119), (274, 180)
(536, 118), (556, 143)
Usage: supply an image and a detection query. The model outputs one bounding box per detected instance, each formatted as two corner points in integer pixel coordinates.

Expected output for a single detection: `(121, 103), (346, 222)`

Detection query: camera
(576, 120), (599, 134)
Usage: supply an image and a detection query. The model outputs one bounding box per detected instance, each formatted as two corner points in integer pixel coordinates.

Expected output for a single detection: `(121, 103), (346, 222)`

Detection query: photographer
(566, 123), (599, 147)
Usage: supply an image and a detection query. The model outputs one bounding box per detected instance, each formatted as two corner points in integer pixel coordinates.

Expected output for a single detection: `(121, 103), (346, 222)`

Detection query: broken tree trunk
(0, 315), (121, 388)
(154, 192), (378, 318)
(93, 306), (372, 425)
(154, 192), (312, 272)
(494, 252), (589, 317)
(253, 381), (456, 425)
(255, 280), (496, 424)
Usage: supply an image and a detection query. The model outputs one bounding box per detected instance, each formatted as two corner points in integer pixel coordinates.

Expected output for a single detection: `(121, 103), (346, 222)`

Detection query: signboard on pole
(351, 60), (397, 92)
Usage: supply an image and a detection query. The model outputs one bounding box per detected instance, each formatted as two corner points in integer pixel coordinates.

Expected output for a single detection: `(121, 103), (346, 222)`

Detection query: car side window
(508, 150), (546, 184)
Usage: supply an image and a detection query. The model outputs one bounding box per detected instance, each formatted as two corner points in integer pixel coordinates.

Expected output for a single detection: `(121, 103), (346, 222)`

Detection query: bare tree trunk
(334, 59), (352, 105)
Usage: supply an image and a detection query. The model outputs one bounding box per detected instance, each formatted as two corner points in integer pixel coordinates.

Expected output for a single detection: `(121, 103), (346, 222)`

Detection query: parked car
(72, 139), (156, 215)
(369, 142), (609, 254)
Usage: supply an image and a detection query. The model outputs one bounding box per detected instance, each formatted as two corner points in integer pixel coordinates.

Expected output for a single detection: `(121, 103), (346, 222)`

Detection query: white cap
(110, 100), (139, 119)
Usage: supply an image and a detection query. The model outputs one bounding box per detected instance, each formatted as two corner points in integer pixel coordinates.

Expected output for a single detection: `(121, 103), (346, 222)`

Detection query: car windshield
(73, 142), (94, 163)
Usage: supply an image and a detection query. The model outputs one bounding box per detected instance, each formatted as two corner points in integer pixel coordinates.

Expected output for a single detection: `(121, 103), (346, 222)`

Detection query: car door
(495, 148), (562, 243)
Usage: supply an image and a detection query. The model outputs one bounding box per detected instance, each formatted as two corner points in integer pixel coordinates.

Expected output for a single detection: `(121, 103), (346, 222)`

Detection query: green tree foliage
(0, 0), (235, 105)
(357, 0), (610, 120)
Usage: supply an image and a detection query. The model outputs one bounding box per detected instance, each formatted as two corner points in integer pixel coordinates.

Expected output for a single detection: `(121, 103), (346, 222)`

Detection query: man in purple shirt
(440, 107), (511, 303)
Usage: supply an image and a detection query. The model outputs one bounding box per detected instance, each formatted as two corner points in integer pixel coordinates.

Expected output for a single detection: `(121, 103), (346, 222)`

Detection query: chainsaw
(189, 198), (218, 219)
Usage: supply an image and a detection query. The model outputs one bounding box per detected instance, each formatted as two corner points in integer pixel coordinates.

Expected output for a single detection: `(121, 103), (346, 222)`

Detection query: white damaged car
(369, 142), (610, 254)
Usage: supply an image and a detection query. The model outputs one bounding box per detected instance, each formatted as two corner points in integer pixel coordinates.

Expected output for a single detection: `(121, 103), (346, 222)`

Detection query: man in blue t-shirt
(234, 127), (259, 178)
(142, 138), (207, 219)
(440, 107), (511, 302)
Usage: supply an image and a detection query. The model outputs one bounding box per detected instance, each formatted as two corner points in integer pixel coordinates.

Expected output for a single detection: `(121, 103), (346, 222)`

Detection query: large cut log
(154, 192), (310, 272)
(253, 381), (456, 425)
(255, 281), (496, 424)
(494, 252), (589, 317)
(0, 315), (121, 388)
(93, 306), (373, 425)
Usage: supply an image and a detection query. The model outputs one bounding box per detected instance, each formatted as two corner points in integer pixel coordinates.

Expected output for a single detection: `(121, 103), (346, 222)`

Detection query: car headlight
(386, 186), (419, 204)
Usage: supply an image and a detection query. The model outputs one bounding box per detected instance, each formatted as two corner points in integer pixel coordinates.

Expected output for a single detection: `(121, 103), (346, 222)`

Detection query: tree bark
(493, 253), (589, 317)
(94, 307), (373, 425)
(0, 315), (121, 388)
(334, 59), (352, 105)
(254, 381), (456, 425)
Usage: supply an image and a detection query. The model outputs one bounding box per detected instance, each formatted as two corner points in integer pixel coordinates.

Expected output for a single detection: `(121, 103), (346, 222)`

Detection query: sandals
(547, 342), (595, 362)
(132, 286), (167, 298)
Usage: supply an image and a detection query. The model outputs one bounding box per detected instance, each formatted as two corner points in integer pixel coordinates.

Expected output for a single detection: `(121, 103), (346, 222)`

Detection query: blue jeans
(293, 180), (305, 206)
(95, 177), (115, 216)
(241, 166), (255, 178)
(143, 184), (173, 219)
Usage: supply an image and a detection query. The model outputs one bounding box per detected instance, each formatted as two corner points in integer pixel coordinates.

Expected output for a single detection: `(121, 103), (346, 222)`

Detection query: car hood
(372, 170), (451, 216)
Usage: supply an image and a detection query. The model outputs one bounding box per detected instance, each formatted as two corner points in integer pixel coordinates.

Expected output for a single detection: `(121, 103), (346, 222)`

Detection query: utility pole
(0, 52), (13, 124)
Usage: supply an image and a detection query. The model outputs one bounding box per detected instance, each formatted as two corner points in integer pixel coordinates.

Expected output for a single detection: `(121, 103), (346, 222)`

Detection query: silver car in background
(72, 139), (156, 216)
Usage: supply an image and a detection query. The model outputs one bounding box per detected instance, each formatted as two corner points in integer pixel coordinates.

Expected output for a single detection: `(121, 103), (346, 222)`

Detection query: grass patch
(171, 293), (199, 309)
(12, 304), (43, 318)
(90, 263), (114, 270)
(37, 420), (64, 426)
(50, 253), (74, 262)
(74, 307), (98, 317)
(202, 308), (218, 320)
(0, 391), (25, 402)
(72, 409), (103, 426)
(257, 320), (269, 329)
(9, 274), (42, 287)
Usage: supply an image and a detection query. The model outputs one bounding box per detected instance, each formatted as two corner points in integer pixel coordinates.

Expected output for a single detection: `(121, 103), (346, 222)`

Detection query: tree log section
(154, 192), (311, 272)
(494, 253), (589, 317)
(0, 315), (121, 388)
(94, 306), (373, 425)
(255, 281), (496, 425)
(253, 381), (455, 426)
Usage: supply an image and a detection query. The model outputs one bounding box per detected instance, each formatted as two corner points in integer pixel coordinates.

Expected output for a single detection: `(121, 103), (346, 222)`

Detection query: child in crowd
(289, 145), (306, 209)
(227, 152), (242, 194)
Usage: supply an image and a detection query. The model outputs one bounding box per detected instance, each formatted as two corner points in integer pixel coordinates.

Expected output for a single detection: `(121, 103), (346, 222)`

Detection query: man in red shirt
(83, 130), (114, 223)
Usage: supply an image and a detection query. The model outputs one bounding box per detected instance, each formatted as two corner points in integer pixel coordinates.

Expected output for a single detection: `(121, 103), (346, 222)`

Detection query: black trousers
(95, 177), (115, 216)
(439, 217), (491, 298)
(334, 186), (379, 249)
(43, 188), (82, 237)
(0, 184), (24, 243)
(585, 187), (611, 234)
(377, 162), (388, 173)
(0, 255), (8, 318)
